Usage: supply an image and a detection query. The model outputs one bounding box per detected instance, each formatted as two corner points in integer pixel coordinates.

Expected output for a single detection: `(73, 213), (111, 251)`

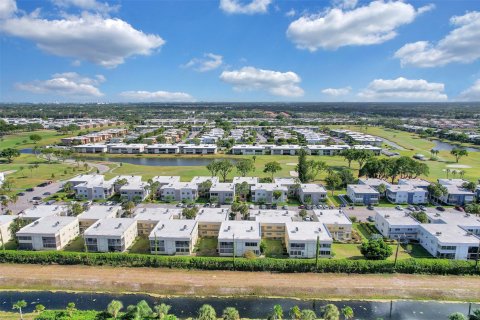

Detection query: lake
(20, 149), (232, 166)
(433, 141), (479, 152)
(0, 291), (478, 319)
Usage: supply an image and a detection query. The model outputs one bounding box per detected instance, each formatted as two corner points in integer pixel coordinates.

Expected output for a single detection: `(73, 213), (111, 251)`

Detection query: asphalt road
(6, 181), (63, 215)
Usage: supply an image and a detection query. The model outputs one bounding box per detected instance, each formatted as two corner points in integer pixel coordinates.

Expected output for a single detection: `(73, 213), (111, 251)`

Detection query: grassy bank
(0, 264), (479, 301)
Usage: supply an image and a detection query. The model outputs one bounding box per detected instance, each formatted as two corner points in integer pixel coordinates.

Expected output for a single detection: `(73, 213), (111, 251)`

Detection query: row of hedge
(0, 250), (478, 275)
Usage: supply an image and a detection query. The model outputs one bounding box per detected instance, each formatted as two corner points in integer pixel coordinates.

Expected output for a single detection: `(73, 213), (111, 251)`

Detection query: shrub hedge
(0, 250), (478, 275)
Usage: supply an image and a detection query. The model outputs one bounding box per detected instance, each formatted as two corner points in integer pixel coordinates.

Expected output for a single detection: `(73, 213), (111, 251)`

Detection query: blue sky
(0, 0), (479, 102)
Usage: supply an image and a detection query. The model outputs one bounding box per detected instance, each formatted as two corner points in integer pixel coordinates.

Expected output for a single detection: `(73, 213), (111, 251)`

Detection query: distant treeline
(1, 102), (480, 121)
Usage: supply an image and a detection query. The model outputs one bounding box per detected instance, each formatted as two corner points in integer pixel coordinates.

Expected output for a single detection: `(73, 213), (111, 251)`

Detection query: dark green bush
(0, 250), (478, 275)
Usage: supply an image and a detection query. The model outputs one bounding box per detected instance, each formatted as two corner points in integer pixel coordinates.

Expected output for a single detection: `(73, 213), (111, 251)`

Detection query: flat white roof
(218, 221), (261, 240)
(274, 178), (298, 185)
(113, 175), (143, 185)
(152, 176), (181, 184)
(398, 179), (431, 188)
(68, 174), (100, 183)
(133, 207), (179, 222)
(232, 177), (258, 185)
(84, 218), (136, 237)
(426, 211), (480, 228)
(300, 184), (327, 193)
(375, 209), (419, 226)
(17, 216), (77, 235)
(286, 222), (332, 242)
(161, 181), (198, 190)
(443, 184), (475, 195)
(210, 183), (235, 192)
(438, 179), (469, 187)
(249, 210), (299, 223)
(77, 205), (120, 220)
(191, 176), (220, 185)
(347, 184), (379, 194)
(419, 224), (480, 244)
(358, 178), (391, 187)
(387, 185), (426, 192)
(195, 208), (229, 222)
(313, 209), (352, 225)
(149, 220), (197, 239)
(251, 183), (288, 192)
(21, 205), (69, 219)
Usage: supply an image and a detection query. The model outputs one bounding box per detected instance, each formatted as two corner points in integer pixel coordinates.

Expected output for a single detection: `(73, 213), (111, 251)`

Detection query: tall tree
(323, 304), (340, 320)
(264, 161), (282, 180)
(340, 149), (356, 168)
(297, 149), (309, 183)
(325, 172), (342, 196)
(13, 300), (27, 320)
(222, 307), (240, 320)
(341, 306), (354, 320)
(450, 148), (468, 163)
(107, 300), (124, 319)
(0, 148), (20, 163)
(235, 158), (255, 177)
(206, 160), (222, 178)
(218, 159), (234, 182)
(197, 304), (217, 320)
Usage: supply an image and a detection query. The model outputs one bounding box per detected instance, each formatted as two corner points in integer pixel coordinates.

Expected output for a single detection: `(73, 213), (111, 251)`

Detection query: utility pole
(232, 233), (236, 270)
(0, 230), (4, 253)
(475, 240), (480, 271)
(315, 235), (320, 271)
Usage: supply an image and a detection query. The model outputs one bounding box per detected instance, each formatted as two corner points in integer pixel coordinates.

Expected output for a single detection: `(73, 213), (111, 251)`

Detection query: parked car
(26, 188), (34, 192)
(17, 192), (25, 196)
(436, 206), (445, 212)
(395, 205), (403, 210)
(455, 206), (465, 212)
(176, 203), (184, 208)
(46, 180), (53, 184)
(0, 195), (9, 201)
(367, 205), (374, 210)
(203, 203), (210, 207)
(367, 216), (374, 222)
(298, 205), (305, 209)
(282, 205), (288, 210)
(32, 196), (42, 201)
(43, 192), (51, 196)
(37, 182), (48, 187)
(249, 204), (254, 209)
(419, 205), (426, 211)
(46, 200), (56, 205)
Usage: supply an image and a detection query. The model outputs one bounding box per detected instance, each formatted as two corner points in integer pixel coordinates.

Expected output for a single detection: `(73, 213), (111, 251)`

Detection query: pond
(20, 149), (233, 166)
(0, 291), (478, 319)
(433, 141), (479, 152)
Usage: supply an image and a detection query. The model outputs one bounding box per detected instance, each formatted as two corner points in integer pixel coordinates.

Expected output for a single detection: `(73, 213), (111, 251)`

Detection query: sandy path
(0, 264), (479, 301)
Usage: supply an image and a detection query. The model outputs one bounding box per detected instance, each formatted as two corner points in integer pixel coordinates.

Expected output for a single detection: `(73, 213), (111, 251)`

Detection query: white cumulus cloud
(321, 86), (351, 96)
(0, 8), (165, 68)
(458, 80), (480, 101)
(0, 0), (16, 19)
(286, 0), (433, 51)
(16, 72), (105, 97)
(220, 66), (304, 97)
(219, 0), (272, 15)
(51, 0), (119, 13)
(358, 77), (447, 101)
(119, 90), (195, 102)
(182, 53), (223, 72)
(394, 11), (480, 67)
(332, 0), (358, 10)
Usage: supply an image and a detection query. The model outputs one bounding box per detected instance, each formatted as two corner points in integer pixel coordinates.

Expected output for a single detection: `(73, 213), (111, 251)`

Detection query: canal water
(0, 291), (478, 319)
(21, 149), (232, 166)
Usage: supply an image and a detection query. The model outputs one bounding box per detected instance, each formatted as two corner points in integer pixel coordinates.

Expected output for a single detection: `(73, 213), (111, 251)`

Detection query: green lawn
(0, 154), (90, 195)
(129, 236), (150, 254)
(63, 237), (85, 252)
(263, 239), (286, 258)
(332, 243), (433, 260)
(353, 223), (380, 240)
(195, 237), (218, 256)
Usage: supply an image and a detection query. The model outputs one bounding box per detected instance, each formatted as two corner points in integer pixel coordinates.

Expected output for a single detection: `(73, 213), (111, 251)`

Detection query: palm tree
(107, 300), (123, 319)
(341, 306), (354, 319)
(271, 304), (283, 320)
(66, 302), (77, 317)
(222, 307), (240, 320)
(446, 168), (451, 179)
(289, 306), (301, 319)
(35, 304), (45, 313)
(154, 303), (171, 320)
(13, 300), (27, 320)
